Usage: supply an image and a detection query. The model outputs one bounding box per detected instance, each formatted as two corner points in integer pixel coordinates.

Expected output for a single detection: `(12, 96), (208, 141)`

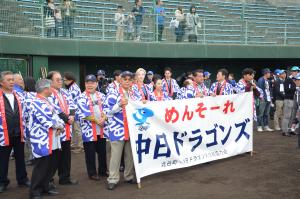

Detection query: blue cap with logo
(147, 71), (154, 75)
(274, 69), (285, 75)
(97, 70), (106, 76)
(85, 74), (97, 82)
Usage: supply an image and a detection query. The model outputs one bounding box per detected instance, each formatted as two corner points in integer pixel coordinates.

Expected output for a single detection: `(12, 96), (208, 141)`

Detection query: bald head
(14, 74), (24, 89)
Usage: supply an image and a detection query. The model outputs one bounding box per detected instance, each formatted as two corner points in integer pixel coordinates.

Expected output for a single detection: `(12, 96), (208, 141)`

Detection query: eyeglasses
(54, 78), (63, 82)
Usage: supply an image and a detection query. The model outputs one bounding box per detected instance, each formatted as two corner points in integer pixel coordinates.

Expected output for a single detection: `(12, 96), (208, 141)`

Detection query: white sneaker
(257, 126), (263, 132)
(275, 127), (281, 131)
(264, 126), (274, 132)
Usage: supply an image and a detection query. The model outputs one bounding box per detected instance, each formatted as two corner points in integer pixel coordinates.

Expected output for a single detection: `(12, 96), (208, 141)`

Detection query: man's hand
(142, 100), (147, 104)
(68, 116), (75, 124)
(211, 93), (216, 97)
(119, 98), (128, 107)
(196, 93), (204, 98)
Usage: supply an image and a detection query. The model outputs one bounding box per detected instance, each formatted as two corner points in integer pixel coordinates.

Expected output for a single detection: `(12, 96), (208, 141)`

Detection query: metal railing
(1, 0), (300, 45)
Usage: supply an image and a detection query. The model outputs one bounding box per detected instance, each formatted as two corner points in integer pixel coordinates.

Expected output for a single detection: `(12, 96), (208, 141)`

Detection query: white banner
(127, 92), (253, 183)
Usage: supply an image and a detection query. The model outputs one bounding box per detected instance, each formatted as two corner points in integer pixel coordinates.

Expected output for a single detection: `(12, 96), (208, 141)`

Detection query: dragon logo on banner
(132, 107), (154, 131)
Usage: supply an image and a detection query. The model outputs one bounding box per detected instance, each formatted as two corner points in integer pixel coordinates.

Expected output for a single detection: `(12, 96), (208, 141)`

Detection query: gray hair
(0, 71), (13, 82)
(35, 79), (52, 93)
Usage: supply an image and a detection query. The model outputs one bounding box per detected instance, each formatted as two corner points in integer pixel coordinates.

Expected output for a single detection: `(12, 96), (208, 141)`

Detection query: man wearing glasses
(104, 71), (142, 190)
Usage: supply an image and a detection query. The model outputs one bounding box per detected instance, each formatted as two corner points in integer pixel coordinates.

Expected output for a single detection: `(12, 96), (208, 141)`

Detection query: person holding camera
(96, 70), (109, 95)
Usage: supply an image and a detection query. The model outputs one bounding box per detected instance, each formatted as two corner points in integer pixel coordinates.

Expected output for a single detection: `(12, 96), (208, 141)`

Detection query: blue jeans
(63, 16), (74, 38)
(257, 100), (271, 127)
(134, 24), (141, 39)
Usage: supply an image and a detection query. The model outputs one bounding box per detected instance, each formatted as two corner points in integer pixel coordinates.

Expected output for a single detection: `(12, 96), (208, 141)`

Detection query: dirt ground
(1, 131), (300, 199)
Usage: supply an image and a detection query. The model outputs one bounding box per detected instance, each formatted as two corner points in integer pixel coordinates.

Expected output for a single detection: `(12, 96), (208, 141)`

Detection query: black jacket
(273, 78), (285, 101)
(284, 77), (296, 100)
(3, 94), (21, 137)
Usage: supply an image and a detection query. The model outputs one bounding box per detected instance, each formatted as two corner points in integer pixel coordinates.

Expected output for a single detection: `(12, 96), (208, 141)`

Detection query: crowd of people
(43, 0), (202, 42)
(1, 65), (300, 198)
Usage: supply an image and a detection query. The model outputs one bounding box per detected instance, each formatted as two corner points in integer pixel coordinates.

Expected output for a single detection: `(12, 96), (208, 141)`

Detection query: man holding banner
(76, 75), (107, 181)
(104, 71), (142, 190)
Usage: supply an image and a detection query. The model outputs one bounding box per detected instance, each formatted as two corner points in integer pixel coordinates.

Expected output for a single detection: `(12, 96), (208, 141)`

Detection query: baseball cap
(85, 74), (97, 82)
(97, 70), (106, 76)
(147, 71), (154, 75)
(204, 71), (211, 76)
(121, 71), (133, 78)
(290, 66), (300, 71)
(262, 68), (271, 74)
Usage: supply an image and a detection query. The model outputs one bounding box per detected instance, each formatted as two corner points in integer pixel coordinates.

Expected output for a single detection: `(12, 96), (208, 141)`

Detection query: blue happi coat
(76, 91), (108, 142)
(162, 78), (182, 99)
(182, 83), (209, 99)
(209, 81), (234, 96)
(48, 88), (77, 142)
(132, 83), (152, 100)
(106, 81), (120, 94)
(149, 90), (171, 101)
(28, 97), (65, 158)
(103, 88), (142, 141)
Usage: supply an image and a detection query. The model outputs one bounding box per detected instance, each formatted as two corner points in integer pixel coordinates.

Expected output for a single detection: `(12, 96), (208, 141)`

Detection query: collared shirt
(5, 93), (14, 111)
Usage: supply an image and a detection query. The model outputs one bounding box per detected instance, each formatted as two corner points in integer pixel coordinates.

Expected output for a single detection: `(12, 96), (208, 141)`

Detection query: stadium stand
(0, 0), (299, 45)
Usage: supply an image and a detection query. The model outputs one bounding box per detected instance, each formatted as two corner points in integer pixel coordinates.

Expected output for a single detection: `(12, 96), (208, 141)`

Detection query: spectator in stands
(273, 69), (286, 131)
(175, 6), (185, 42)
(204, 71), (211, 89)
(282, 66), (298, 136)
(257, 68), (274, 132)
(154, 0), (165, 41)
(125, 12), (135, 40)
(115, 6), (125, 42)
(132, 0), (145, 42)
(61, 0), (76, 38)
(44, 0), (59, 37)
(186, 5), (201, 43)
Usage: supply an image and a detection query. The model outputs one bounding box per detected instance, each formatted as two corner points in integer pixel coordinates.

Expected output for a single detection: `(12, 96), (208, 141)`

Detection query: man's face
(264, 72), (271, 79)
(194, 72), (204, 84)
(97, 75), (105, 81)
(44, 87), (53, 97)
(291, 71), (298, 77)
(63, 78), (72, 86)
(137, 0), (142, 6)
(0, 74), (14, 91)
(51, 73), (63, 89)
(85, 81), (97, 92)
(279, 73), (286, 79)
(164, 70), (172, 79)
(216, 72), (225, 82)
(296, 79), (300, 87)
(147, 74), (153, 80)
(121, 76), (133, 90)
(244, 74), (253, 82)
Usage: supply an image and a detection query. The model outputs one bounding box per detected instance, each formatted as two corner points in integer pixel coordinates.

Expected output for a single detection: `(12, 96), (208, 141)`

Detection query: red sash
(154, 90), (164, 101)
(214, 81), (226, 95)
(86, 91), (104, 140)
(137, 83), (149, 101)
(52, 88), (71, 141)
(37, 94), (53, 154)
(0, 90), (24, 146)
(163, 79), (173, 97)
(119, 88), (129, 140)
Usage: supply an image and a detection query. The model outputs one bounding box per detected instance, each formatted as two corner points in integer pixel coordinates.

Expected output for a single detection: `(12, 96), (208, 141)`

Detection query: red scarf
(214, 81), (226, 95)
(86, 91), (104, 140)
(119, 87), (130, 140)
(0, 90), (24, 146)
(154, 90), (164, 101)
(163, 78), (173, 97)
(51, 88), (71, 141)
(37, 94), (53, 154)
